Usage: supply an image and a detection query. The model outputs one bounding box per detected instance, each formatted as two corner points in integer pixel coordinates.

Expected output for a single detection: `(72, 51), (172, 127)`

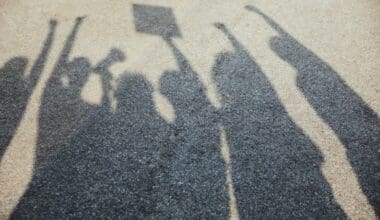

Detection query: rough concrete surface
(0, 0), (379, 219)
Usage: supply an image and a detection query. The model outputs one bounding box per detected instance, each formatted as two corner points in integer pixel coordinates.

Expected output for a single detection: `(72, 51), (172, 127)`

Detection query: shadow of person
(107, 74), (171, 218)
(0, 20), (56, 161)
(131, 5), (229, 217)
(246, 5), (380, 214)
(159, 37), (229, 218)
(212, 23), (346, 218)
(35, 17), (96, 161)
(12, 72), (173, 218)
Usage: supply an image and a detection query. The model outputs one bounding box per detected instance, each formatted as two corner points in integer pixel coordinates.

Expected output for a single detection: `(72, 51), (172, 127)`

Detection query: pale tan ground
(0, 0), (379, 219)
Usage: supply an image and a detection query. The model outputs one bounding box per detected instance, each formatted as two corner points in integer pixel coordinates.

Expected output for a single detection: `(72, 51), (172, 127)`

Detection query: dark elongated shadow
(246, 5), (380, 215)
(35, 17), (95, 162)
(212, 22), (346, 218)
(159, 36), (229, 218)
(133, 4), (229, 218)
(0, 20), (56, 161)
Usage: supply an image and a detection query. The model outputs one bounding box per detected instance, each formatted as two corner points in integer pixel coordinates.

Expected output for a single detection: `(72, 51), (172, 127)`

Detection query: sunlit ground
(0, 0), (379, 219)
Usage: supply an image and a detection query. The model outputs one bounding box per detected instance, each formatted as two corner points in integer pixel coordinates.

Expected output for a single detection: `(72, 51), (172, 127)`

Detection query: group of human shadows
(1, 5), (378, 219)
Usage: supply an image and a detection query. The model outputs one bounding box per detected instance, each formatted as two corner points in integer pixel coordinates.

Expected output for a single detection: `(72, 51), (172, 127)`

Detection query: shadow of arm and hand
(54, 17), (85, 73)
(159, 36), (229, 218)
(246, 5), (380, 214)
(213, 22), (346, 218)
(0, 19), (56, 160)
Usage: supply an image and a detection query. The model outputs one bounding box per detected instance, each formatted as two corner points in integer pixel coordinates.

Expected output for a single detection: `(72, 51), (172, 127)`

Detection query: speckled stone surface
(1, 1), (379, 219)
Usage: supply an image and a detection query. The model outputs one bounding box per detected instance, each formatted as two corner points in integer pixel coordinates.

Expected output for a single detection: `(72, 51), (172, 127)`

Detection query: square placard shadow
(133, 4), (181, 38)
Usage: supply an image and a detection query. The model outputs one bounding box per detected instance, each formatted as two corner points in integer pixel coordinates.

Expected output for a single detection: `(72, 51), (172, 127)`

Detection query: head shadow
(114, 73), (154, 112)
(0, 57), (28, 79)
